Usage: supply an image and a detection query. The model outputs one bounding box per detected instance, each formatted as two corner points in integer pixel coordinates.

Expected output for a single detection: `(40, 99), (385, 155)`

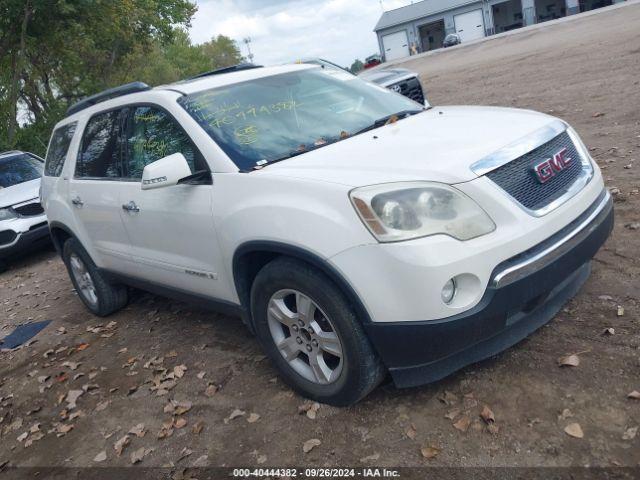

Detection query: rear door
(117, 104), (224, 297)
(68, 108), (135, 272)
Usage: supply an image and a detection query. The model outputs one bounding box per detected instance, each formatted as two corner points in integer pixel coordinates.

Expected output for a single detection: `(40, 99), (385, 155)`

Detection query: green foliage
(0, 0), (243, 157)
(350, 59), (364, 74)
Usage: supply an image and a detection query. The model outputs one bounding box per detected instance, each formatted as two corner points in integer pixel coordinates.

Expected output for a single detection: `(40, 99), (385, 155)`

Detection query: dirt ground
(1, 3), (639, 472)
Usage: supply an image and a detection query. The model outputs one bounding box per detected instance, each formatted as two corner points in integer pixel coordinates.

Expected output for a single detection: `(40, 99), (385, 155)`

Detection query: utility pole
(243, 37), (255, 63)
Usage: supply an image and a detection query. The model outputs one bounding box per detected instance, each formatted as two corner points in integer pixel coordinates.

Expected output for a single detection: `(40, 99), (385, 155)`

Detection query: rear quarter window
(45, 122), (77, 177)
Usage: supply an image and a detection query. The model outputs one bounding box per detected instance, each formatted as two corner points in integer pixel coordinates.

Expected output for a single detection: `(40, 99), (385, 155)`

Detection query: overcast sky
(190, 0), (415, 67)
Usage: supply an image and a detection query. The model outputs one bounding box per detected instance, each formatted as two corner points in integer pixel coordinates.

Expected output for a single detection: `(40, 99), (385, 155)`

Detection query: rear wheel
(251, 257), (385, 406)
(62, 238), (128, 316)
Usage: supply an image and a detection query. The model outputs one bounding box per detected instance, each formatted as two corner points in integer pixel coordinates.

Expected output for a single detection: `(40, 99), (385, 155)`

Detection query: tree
(201, 35), (244, 70)
(0, 0), (241, 156)
(3, 0), (33, 146)
(119, 31), (243, 86)
(350, 59), (364, 74)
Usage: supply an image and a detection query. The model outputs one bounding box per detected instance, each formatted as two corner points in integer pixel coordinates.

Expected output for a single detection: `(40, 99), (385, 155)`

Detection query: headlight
(350, 182), (496, 242)
(0, 208), (17, 221)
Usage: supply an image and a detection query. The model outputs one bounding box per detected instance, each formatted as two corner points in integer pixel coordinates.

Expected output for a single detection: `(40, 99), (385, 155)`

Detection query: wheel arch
(232, 241), (374, 331)
(48, 221), (77, 256)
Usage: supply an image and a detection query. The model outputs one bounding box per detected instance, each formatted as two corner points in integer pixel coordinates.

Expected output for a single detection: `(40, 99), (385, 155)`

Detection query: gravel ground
(1, 3), (639, 472)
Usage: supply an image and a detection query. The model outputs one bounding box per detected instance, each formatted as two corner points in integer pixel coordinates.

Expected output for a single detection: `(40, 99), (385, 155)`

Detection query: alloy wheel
(69, 253), (98, 308)
(267, 289), (344, 384)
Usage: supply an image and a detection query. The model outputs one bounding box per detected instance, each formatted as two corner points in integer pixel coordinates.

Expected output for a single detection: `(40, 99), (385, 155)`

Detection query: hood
(0, 178), (41, 209)
(359, 68), (415, 86)
(258, 106), (557, 187)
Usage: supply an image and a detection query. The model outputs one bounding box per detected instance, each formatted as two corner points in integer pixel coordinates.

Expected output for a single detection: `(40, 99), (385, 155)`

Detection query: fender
(48, 221), (79, 256)
(232, 240), (374, 332)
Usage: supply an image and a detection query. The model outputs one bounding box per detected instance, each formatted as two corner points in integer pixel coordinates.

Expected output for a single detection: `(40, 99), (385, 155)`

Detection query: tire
(250, 257), (385, 406)
(62, 238), (128, 316)
(0, 258), (7, 273)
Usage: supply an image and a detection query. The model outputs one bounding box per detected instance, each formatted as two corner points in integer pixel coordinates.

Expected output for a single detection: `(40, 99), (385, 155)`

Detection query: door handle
(71, 196), (83, 207)
(122, 201), (140, 213)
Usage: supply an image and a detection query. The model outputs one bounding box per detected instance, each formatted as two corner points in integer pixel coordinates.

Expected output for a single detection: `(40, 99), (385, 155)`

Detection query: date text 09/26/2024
(232, 467), (401, 478)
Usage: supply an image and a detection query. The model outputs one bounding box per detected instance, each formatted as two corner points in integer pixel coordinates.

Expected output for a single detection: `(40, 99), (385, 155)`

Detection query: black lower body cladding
(364, 192), (614, 388)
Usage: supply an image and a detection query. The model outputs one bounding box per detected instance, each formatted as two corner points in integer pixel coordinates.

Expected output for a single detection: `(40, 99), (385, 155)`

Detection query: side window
(76, 110), (122, 179)
(45, 122), (77, 177)
(124, 106), (205, 179)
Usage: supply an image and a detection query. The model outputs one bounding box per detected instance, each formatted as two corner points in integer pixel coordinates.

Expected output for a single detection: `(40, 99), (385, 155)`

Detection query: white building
(375, 0), (623, 61)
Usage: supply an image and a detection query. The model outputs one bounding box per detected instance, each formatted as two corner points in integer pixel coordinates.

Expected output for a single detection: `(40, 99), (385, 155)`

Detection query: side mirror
(141, 153), (192, 190)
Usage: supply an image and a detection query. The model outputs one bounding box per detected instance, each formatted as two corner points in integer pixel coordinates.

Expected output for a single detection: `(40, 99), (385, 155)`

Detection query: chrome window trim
(492, 190), (611, 288)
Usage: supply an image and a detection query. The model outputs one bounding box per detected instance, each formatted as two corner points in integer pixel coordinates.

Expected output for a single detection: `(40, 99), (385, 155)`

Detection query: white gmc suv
(41, 63), (613, 406)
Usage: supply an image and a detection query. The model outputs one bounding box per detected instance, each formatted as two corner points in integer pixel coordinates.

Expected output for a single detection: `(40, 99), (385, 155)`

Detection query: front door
(117, 105), (225, 298)
(68, 108), (134, 273)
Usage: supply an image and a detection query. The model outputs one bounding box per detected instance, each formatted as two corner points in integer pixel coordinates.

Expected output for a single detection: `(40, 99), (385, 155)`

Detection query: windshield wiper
(253, 108), (426, 170)
(351, 109), (426, 136)
(257, 142), (332, 168)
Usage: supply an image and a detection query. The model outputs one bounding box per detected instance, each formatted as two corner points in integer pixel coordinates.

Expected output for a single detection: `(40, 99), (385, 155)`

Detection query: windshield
(0, 153), (43, 188)
(178, 67), (423, 171)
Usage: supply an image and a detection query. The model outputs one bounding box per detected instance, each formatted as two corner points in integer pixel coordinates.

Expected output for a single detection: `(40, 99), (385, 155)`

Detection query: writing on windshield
(178, 68), (420, 171)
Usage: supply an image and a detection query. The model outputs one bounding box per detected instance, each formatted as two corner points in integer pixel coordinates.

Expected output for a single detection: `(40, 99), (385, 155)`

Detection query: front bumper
(0, 219), (50, 260)
(363, 191), (613, 388)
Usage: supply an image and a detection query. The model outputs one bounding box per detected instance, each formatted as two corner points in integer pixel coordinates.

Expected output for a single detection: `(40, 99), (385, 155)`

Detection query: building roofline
(374, 0), (481, 32)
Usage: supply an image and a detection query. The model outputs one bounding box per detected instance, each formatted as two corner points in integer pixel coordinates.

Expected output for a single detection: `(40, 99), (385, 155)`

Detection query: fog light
(441, 278), (457, 304)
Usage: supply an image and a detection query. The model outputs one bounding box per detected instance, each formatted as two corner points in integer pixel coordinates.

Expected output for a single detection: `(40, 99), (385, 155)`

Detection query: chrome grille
(389, 77), (425, 104)
(486, 131), (584, 212)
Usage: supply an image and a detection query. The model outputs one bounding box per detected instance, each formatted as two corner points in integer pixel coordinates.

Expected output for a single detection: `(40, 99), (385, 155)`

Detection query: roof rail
(66, 81), (151, 116)
(187, 63), (263, 80)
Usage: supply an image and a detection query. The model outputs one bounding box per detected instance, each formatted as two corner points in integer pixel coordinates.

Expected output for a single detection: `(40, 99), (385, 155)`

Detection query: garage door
(454, 9), (485, 43)
(382, 30), (409, 61)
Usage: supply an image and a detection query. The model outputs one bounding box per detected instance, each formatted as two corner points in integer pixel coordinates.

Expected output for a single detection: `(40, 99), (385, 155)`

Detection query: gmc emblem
(532, 148), (572, 183)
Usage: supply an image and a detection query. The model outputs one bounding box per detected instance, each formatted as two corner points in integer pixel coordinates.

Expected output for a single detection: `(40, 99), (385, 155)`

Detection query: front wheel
(62, 238), (128, 316)
(251, 257), (385, 406)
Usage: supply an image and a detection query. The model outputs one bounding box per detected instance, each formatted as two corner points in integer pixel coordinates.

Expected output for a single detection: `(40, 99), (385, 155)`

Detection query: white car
(299, 58), (428, 105)
(41, 64), (613, 406)
(0, 150), (50, 271)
